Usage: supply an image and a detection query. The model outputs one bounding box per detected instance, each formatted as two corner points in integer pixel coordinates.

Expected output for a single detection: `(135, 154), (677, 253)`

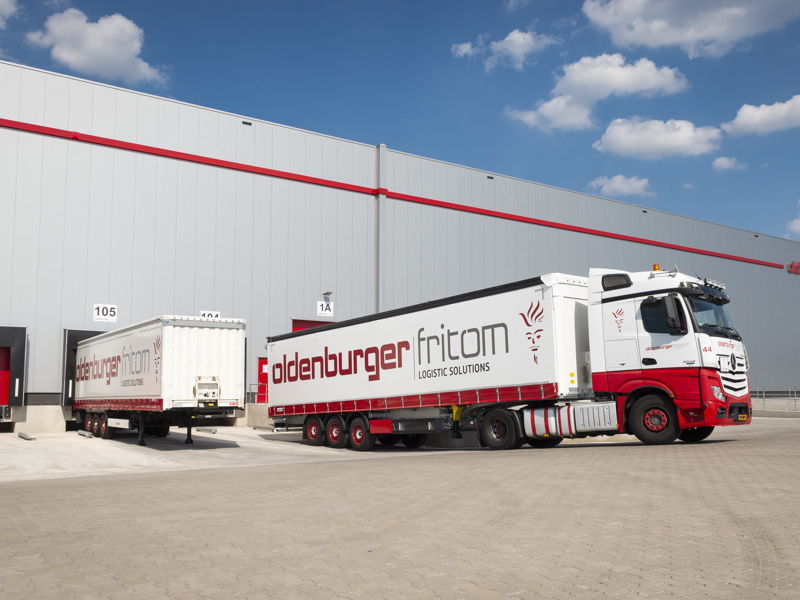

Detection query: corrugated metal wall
(1, 60), (798, 396)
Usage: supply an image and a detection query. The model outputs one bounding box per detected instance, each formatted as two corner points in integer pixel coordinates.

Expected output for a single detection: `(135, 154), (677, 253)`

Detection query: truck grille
(720, 372), (748, 397)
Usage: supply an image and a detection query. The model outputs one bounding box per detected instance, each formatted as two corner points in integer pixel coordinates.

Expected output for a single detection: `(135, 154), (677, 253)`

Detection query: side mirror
(663, 295), (687, 335)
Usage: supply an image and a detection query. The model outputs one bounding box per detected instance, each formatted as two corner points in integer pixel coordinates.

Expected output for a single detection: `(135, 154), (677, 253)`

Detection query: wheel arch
(622, 386), (675, 434)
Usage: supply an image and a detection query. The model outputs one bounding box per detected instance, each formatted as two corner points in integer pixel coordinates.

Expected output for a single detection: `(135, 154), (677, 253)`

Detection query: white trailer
(74, 316), (246, 445)
(266, 267), (751, 449)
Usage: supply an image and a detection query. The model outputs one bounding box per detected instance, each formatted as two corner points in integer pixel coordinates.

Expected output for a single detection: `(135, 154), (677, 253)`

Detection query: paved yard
(1, 418), (798, 599)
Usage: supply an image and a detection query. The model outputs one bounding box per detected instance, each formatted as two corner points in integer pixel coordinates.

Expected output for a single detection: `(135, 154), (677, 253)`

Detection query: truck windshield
(687, 297), (740, 340)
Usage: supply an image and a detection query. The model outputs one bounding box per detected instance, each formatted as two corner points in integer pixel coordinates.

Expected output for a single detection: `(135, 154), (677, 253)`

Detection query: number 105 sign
(93, 303), (118, 322)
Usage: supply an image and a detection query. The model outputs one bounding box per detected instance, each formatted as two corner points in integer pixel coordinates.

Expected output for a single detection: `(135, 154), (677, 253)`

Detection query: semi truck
(265, 266), (751, 450)
(74, 316), (246, 445)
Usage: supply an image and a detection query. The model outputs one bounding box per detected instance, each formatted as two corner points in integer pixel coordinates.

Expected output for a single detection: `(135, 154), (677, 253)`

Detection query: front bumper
(700, 369), (751, 427)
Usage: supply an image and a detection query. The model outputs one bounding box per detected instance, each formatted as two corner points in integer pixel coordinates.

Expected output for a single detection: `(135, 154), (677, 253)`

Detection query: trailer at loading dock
(73, 316), (245, 445)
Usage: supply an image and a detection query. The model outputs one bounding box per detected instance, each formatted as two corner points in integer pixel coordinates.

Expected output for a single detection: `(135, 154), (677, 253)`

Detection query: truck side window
(641, 298), (685, 334)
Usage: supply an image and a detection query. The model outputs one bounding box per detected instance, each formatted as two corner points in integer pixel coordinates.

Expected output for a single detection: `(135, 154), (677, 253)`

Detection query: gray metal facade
(1, 60), (798, 401)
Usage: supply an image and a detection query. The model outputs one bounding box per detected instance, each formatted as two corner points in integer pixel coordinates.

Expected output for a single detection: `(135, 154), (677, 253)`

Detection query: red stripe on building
(0, 118), (784, 270)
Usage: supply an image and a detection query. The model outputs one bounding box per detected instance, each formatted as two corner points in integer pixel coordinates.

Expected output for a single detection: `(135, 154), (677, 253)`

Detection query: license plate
(738, 414), (747, 421)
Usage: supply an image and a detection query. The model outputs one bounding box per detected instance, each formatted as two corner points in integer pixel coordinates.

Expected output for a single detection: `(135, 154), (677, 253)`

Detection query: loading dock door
(61, 329), (103, 406)
(0, 327), (27, 407)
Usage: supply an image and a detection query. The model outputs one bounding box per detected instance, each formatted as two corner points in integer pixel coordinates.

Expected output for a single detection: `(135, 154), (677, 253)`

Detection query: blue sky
(2, 0), (800, 241)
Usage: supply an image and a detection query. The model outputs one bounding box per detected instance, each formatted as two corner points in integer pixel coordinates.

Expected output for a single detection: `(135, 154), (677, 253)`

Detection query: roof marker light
(653, 264), (660, 271)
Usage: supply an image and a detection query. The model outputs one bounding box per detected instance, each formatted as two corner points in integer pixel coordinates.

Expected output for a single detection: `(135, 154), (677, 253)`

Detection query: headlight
(711, 385), (725, 401)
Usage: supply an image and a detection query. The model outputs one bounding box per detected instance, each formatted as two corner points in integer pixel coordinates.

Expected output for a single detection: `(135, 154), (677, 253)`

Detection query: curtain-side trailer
(266, 267), (751, 450)
(74, 316), (246, 445)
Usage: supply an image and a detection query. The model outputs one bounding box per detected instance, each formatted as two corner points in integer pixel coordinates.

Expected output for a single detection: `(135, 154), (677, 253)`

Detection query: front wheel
(480, 408), (519, 450)
(678, 426), (715, 443)
(629, 395), (679, 445)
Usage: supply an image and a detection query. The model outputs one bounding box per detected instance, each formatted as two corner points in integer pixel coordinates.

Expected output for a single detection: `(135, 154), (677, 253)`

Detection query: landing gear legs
(137, 414), (146, 447)
(185, 414), (194, 444)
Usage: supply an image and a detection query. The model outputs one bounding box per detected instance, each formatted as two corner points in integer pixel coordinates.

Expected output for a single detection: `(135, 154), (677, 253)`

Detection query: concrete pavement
(1, 419), (799, 599)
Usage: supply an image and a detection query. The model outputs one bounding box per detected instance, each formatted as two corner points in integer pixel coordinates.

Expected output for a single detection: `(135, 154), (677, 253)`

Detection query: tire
(99, 413), (115, 439)
(84, 412), (93, 432)
(678, 426), (715, 443)
(154, 425), (170, 438)
(629, 395), (679, 445)
(325, 415), (348, 449)
(400, 434), (427, 448)
(480, 408), (519, 450)
(348, 416), (376, 451)
(527, 436), (563, 449)
(304, 416), (325, 446)
(378, 434), (400, 446)
(90, 414), (101, 437)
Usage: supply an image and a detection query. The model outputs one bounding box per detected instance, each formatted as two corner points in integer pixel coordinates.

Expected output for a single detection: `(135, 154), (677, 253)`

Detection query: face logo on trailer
(612, 308), (624, 333)
(154, 336), (162, 383)
(519, 301), (544, 364)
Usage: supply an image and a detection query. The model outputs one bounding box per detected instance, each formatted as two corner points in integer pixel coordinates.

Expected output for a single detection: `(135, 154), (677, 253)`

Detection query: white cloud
(452, 29), (559, 72)
(788, 200), (800, 236)
(589, 174), (654, 197)
(712, 156), (748, 171)
(0, 0), (18, 29)
(721, 95), (800, 135)
(507, 54), (687, 132)
(451, 41), (479, 59)
(554, 54), (688, 101)
(27, 8), (167, 86)
(683, 183), (696, 189)
(504, 0), (531, 12)
(593, 117), (722, 159)
(506, 95), (594, 131)
(583, 0), (800, 58)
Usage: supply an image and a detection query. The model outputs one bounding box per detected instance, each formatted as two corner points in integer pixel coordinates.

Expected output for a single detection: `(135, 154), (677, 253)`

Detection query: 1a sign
(317, 299), (334, 317)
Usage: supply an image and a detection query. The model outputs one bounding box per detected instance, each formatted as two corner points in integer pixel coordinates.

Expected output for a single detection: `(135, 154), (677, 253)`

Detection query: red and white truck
(74, 316), (246, 445)
(266, 266), (751, 450)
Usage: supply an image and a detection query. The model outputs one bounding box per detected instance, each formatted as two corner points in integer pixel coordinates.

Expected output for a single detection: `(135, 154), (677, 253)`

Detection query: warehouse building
(1, 60), (798, 430)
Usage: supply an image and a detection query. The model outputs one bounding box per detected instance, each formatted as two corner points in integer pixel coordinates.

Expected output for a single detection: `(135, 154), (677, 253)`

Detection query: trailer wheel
(99, 414), (115, 439)
(84, 412), (93, 432)
(630, 395), (679, 445)
(528, 436), (563, 448)
(400, 434), (427, 448)
(378, 434), (400, 446)
(154, 426), (170, 438)
(348, 416), (376, 451)
(678, 426), (715, 443)
(325, 415), (348, 449)
(304, 416), (325, 446)
(481, 408), (519, 450)
(91, 414), (101, 437)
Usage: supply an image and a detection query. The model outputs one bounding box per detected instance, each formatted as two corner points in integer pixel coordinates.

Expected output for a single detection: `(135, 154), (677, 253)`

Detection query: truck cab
(588, 266), (751, 443)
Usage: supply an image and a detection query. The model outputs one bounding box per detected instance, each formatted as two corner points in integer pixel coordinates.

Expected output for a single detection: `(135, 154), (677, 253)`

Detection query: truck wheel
(304, 416), (325, 446)
(480, 408), (519, 450)
(84, 412), (93, 432)
(349, 416), (376, 451)
(630, 395), (679, 445)
(401, 434), (427, 448)
(678, 426), (715, 443)
(99, 414), (115, 439)
(378, 434), (399, 446)
(325, 415), (348, 449)
(528, 436), (563, 448)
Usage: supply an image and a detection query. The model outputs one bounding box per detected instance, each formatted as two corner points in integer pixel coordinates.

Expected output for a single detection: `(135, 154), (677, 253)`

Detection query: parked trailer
(74, 316), (245, 445)
(266, 266), (751, 450)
